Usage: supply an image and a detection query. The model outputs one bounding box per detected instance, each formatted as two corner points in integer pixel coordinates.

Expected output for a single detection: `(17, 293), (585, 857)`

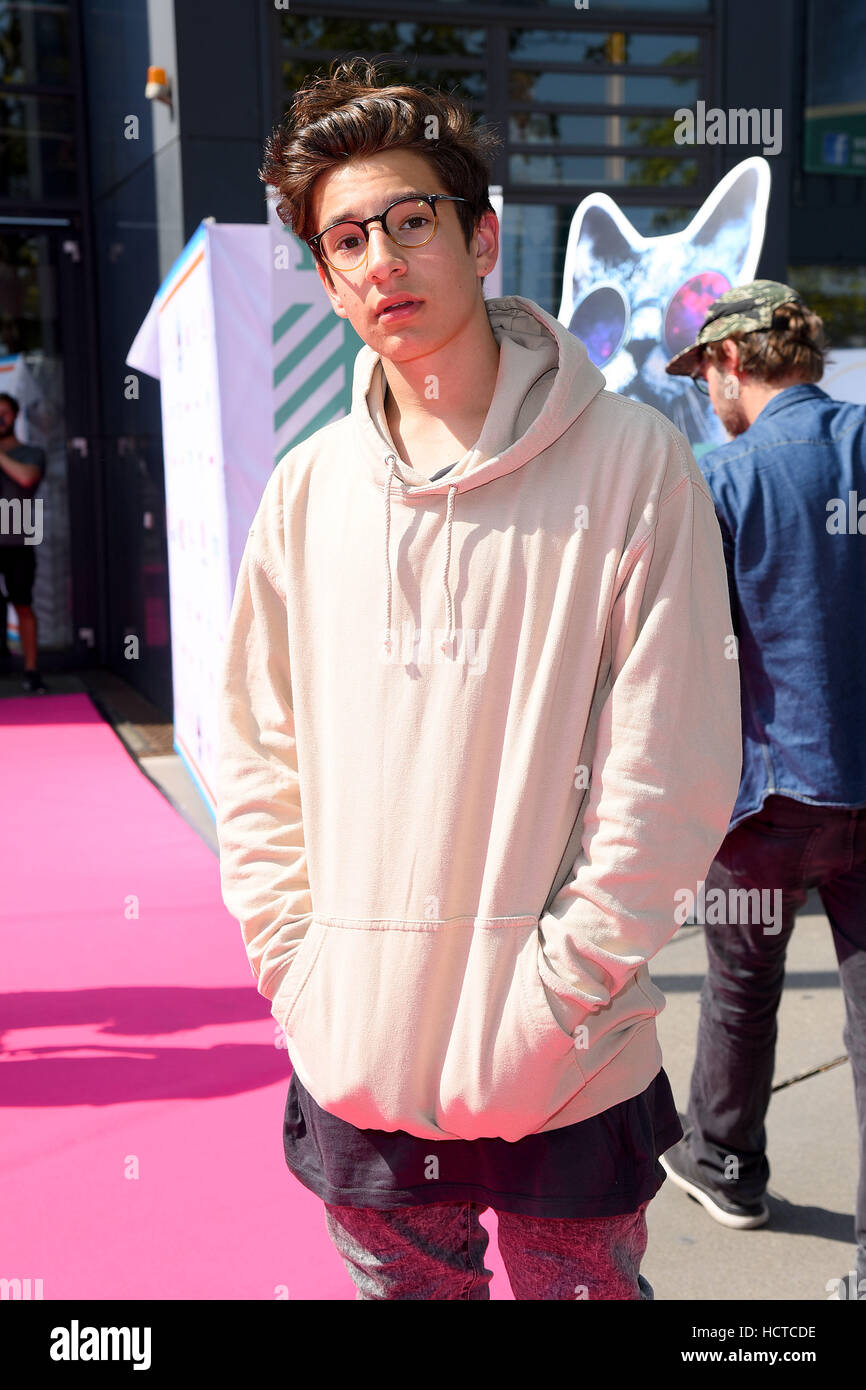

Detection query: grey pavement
(648, 899), (859, 1302)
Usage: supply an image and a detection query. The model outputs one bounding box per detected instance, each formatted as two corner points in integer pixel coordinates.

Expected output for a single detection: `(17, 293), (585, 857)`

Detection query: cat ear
(573, 199), (636, 265)
(558, 194), (638, 322)
(686, 155), (771, 279)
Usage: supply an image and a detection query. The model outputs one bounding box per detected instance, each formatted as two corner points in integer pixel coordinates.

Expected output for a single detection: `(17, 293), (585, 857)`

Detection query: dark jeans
(323, 1199), (654, 1300)
(685, 794), (866, 1280)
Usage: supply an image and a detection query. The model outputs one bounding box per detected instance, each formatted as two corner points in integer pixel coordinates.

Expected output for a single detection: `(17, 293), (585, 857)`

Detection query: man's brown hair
(702, 300), (827, 385)
(260, 58), (501, 279)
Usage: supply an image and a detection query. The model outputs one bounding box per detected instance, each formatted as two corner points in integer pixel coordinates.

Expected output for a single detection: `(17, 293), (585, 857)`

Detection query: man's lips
(375, 297), (423, 320)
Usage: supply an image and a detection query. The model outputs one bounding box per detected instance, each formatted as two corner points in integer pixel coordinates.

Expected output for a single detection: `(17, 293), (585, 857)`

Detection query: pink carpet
(0, 693), (510, 1299)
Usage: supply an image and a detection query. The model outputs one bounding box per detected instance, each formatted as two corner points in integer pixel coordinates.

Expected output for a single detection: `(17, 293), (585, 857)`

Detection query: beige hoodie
(216, 294), (742, 1142)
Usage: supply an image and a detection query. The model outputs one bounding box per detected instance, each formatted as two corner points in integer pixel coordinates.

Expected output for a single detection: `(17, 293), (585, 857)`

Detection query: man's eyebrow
(322, 192), (434, 226)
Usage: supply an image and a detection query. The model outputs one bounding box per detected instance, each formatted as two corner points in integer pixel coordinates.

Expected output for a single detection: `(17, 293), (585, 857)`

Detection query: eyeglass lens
(319, 199), (437, 268)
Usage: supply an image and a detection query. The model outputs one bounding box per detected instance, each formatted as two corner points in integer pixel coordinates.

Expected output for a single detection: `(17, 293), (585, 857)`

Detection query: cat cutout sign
(557, 156), (771, 457)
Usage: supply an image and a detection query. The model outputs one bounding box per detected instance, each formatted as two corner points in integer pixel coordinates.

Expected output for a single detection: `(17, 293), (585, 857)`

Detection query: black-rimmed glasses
(690, 349), (710, 394)
(307, 194), (469, 271)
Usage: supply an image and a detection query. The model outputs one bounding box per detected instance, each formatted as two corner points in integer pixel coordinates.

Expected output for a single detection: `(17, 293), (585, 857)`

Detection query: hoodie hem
(533, 1021), (665, 1135)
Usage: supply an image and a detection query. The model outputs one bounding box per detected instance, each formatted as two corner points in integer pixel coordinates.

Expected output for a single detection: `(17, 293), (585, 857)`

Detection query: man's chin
(367, 327), (432, 362)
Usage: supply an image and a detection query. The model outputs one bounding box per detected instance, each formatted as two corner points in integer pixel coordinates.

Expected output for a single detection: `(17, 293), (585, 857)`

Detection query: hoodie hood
(350, 294), (607, 656)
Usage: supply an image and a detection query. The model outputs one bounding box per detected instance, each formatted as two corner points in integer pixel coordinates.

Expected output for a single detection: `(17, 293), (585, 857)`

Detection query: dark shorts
(284, 1066), (683, 1219)
(0, 545), (36, 605)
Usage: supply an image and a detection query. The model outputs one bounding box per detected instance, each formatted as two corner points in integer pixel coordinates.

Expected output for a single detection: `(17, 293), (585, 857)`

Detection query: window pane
(508, 30), (700, 66)
(787, 265), (866, 348)
(0, 94), (77, 200)
(435, 0), (708, 7)
(280, 16), (485, 58)
(509, 70), (699, 105)
(538, 0), (707, 7)
(509, 111), (683, 147)
(0, 1), (71, 86)
(509, 153), (699, 187)
(502, 202), (573, 316)
(399, 66), (485, 100)
(502, 201), (703, 315)
(282, 57), (484, 106)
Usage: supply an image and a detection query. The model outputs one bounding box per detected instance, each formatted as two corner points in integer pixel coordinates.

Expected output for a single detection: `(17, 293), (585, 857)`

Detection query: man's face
(0, 401), (16, 436)
(698, 347), (750, 437)
(308, 148), (498, 363)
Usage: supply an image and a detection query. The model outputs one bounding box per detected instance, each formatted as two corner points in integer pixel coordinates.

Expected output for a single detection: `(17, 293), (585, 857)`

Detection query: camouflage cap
(664, 279), (805, 377)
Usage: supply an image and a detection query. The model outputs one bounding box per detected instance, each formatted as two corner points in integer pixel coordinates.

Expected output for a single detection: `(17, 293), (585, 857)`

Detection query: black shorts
(0, 544), (37, 605)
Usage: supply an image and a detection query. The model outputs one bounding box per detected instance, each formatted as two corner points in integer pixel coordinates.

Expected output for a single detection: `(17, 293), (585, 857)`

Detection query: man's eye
(398, 214), (432, 231)
(333, 230), (362, 251)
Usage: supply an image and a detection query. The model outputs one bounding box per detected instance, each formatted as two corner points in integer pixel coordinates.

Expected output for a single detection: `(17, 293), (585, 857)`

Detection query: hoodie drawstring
(382, 454), (397, 656)
(382, 452), (458, 659)
(440, 483), (457, 655)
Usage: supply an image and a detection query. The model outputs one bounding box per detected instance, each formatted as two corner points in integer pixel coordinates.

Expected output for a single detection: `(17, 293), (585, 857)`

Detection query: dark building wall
(718, 0), (796, 280)
(80, 0), (171, 711)
(720, 0), (866, 277)
(78, 0), (268, 714)
(172, 0), (270, 235)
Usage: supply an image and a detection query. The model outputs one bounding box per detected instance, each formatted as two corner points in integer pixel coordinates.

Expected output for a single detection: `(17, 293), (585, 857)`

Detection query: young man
(0, 392), (47, 692)
(663, 282), (866, 1299)
(216, 60), (742, 1301)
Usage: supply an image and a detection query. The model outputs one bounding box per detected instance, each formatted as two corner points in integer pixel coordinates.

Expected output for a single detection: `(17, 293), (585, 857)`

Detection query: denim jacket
(698, 383), (866, 832)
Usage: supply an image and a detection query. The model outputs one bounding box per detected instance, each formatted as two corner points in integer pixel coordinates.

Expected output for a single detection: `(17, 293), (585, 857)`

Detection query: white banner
(128, 221), (271, 814)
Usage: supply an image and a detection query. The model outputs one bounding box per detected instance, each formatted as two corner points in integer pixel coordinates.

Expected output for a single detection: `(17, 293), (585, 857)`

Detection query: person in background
(663, 281), (866, 1300)
(0, 392), (47, 693)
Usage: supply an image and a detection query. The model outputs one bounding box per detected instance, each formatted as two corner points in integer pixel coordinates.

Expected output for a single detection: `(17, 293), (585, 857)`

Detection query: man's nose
(365, 223), (404, 276)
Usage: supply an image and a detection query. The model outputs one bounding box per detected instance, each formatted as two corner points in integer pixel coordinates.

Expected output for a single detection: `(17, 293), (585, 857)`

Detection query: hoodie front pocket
(282, 914), (587, 1142)
(271, 921), (328, 1034)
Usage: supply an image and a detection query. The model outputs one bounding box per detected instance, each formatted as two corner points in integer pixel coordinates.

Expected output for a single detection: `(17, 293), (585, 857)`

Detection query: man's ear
(473, 209), (499, 282)
(316, 259), (349, 318)
(721, 337), (741, 374)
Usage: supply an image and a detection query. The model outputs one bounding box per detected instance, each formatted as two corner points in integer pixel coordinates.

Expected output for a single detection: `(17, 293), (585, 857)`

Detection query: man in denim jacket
(662, 280), (866, 1299)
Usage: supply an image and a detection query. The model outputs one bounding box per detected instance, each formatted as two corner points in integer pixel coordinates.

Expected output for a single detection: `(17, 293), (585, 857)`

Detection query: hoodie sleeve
(537, 438), (743, 1029)
(215, 471), (313, 1015)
